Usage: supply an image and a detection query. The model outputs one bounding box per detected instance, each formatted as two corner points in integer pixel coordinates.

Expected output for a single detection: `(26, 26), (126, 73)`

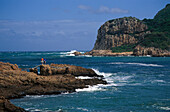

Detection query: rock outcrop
(0, 62), (107, 111)
(40, 64), (101, 77)
(0, 96), (26, 112)
(0, 62), (106, 99)
(73, 51), (82, 56)
(133, 45), (170, 57)
(84, 50), (133, 56)
(93, 17), (149, 50)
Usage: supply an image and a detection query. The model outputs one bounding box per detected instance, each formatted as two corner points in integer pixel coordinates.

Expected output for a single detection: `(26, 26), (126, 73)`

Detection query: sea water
(0, 51), (170, 112)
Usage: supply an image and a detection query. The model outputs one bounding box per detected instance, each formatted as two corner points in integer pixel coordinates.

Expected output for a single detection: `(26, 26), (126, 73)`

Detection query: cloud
(78, 5), (91, 10)
(0, 20), (102, 50)
(98, 6), (128, 13)
(78, 5), (128, 14)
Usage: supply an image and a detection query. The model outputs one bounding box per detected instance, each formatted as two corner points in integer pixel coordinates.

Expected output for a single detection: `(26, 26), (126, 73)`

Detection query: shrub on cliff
(111, 44), (136, 53)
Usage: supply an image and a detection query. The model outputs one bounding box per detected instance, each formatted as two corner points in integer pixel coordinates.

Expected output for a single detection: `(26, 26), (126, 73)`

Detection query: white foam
(152, 80), (165, 83)
(108, 62), (163, 67)
(67, 50), (77, 54)
(76, 84), (106, 92)
(26, 95), (45, 98)
(66, 54), (75, 56)
(92, 69), (113, 78)
(76, 76), (94, 79)
(76, 107), (89, 111)
(160, 106), (170, 110)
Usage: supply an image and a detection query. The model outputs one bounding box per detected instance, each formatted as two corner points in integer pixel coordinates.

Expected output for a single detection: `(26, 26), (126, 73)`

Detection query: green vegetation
(140, 4), (170, 50)
(110, 4), (170, 53)
(111, 44), (136, 53)
(140, 32), (170, 50)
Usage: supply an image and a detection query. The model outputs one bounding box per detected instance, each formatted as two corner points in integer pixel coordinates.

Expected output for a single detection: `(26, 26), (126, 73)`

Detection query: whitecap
(76, 107), (89, 111)
(151, 80), (165, 83)
(25, 95), (45, 98)
(160, 106), (170, 110)
(66, 50), (77, 54)
(76, 84), (106, 92)
(108, 62), (163, 67)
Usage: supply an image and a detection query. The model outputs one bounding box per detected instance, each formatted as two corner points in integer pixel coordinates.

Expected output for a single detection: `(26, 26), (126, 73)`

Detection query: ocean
(0, 51), (170, 112)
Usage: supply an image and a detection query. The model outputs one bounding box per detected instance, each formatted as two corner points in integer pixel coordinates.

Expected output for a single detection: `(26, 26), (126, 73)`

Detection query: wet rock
(73, 51), (82, 56)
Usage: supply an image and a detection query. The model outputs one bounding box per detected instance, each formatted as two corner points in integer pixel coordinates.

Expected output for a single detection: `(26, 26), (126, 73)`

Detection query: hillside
(91, 4), (170, 56)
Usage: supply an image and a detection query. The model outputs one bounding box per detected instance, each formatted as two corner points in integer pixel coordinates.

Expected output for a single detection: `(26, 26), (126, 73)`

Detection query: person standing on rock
(44, 59), (46, 64)
(41, 58), (44, 65)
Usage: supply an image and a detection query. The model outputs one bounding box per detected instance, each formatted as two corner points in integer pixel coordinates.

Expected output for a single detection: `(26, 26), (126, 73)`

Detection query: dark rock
(0, 96), (26, 112)
(29, 68), (38, 74)
(73, 51), (82, 56)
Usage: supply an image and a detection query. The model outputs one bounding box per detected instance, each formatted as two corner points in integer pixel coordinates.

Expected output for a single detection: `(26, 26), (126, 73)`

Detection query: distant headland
(77, 4), (170, 57)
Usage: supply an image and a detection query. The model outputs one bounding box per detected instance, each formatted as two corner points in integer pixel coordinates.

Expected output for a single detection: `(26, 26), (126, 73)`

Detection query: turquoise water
(0, 51), (170, 112)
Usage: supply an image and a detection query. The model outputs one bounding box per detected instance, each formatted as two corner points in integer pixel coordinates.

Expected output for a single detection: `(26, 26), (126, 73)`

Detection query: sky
(0, 0), (169, 51)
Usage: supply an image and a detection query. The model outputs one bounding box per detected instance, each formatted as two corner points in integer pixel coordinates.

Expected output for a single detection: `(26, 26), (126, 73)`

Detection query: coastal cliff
(85, 4), (170, 57)
(93, 17), (149, 50)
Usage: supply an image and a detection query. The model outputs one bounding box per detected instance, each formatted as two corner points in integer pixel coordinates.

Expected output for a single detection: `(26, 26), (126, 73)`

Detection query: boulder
(73, 51), (82, 56)
(39, 64), (101, 77)
(40, 64), (52, 75)
(29, 68), (38, 74)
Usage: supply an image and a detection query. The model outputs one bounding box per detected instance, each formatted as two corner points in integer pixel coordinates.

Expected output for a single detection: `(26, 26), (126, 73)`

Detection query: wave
(76, 84), (107, 92)
(25, 95), (45, 98)
(108, 62), (163, 67)
(159, 106), (170, 111)
(76, 69), (136, 92)
(92, 69), (113, 78)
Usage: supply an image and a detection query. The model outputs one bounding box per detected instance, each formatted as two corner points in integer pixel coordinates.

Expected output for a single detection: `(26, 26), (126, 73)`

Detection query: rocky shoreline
(72, 50), (170, 57)
(0, 62), (107, 112)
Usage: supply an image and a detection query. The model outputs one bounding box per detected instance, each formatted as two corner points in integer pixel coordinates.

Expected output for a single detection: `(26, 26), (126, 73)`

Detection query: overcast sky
(0, 0), (169, 51)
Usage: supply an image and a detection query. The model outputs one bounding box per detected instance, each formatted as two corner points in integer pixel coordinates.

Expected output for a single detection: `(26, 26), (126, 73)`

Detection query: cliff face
(90, 4), (170, 57)
(93, 17), (149, 50)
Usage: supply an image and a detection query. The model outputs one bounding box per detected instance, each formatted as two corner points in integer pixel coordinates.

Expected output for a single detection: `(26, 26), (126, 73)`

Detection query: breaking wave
(75, 69), (136, 92)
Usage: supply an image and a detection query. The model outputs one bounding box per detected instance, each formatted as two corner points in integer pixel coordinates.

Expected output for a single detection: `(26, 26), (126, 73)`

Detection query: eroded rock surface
(0, 62), (107, 111)
(93, 17), (149, 50)
(39, 64), (102, 77)
(133, 45), (170, 57)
